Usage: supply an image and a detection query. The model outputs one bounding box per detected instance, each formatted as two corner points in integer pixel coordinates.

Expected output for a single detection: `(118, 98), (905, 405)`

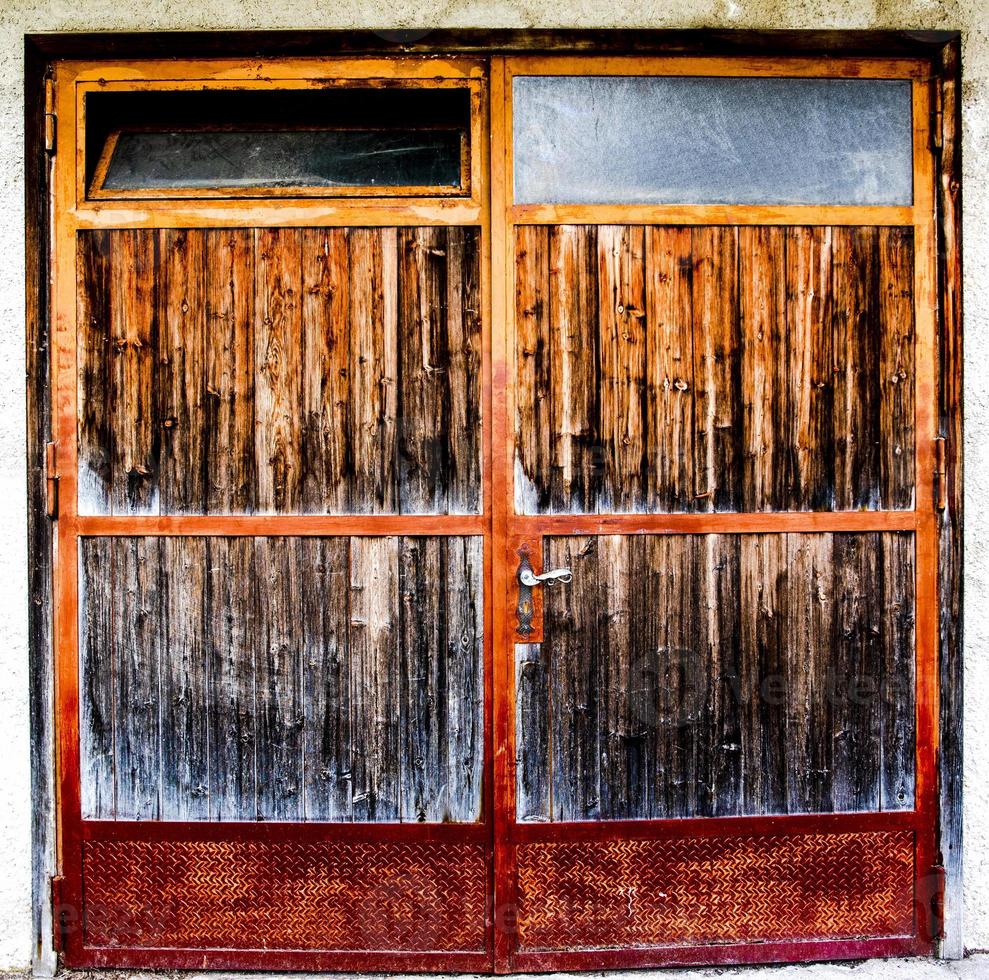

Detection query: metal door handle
(516, 546), (572, 637)
(518, 568), (572, 587)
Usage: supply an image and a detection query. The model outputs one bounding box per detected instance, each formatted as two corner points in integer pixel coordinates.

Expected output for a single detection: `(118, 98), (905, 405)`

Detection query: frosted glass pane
(513, 76), (913, 206)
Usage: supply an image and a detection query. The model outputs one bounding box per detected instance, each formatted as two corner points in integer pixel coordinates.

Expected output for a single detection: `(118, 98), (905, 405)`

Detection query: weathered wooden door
(493, 56), (940, 971)
(50, 49), (942, 973)
(52, 57), (493, 970)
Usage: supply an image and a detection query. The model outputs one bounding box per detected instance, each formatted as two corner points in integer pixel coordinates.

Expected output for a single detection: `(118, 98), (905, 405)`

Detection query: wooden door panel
(514, 225), (915, 515)
(77, 226), (482, 516)
(79, 535), (484, 822)
(515, 532), (915, 822)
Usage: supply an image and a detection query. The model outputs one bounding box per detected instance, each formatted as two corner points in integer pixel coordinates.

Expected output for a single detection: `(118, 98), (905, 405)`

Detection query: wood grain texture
(77, 227), (482, 516)
(79, 535), (483, 822)
(518, 532), (916, 820)
(514, 225), (915, 514)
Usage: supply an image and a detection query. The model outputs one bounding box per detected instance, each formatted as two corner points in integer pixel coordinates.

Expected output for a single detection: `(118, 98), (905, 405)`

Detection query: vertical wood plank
(203, 229), (255, 514)
(254, 228), (303, 513)
(443, 228), (483, 514)
(833, 227), (882, 510)
(349, 536), (401, 820)
(786, 227), (835, 510)
(597, 227), (647, 512)
(739, 227), (789, 512)
(398, 228), (450, 514)
(77, 230), (113, 515)
(445, 535), (484, 822)
(159, 536), (209, 820)
(205, 537), (257, 821)
(300, 228), (351, 514)
(158, 230), (206, 513)
(114, 537), (161, 820)
(739, 534), (787, 814)
(645, 227), (694, 512)
(515, 642), (550, 822)
(880, 532), (916, 810)
(692, 227), (742, 512)
(832, 532), (883, 811)
(547, 225), (600, 512)
(878, 227), (916, 510)
(79, 537), (115, 818)
(253, 536), (304, 820)
(399, 535), (446, 820)
(350, 230), (399, 513)
(597, 535), (633, 818)
(652, 535), (704, 818)
(301, 537), (352, 821)
(547, 536), (600, 820)
(110, 230), (159, 514)
(784, 533), (835, 814)
(705, 534), (744, 816)
(514, 226), (551, 514)
(626, 534), (661, 819)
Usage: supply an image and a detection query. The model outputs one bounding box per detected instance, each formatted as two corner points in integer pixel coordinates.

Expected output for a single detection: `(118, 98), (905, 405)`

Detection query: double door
(51, 53), (939, 971)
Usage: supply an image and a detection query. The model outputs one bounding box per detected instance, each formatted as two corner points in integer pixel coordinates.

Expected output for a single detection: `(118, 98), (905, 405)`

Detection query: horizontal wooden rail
(74, 514), (488, 536)
(508, 511), (918, 535)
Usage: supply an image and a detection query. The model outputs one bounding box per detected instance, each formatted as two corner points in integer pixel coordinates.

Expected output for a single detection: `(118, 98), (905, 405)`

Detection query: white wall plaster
(0, 0), (985, 968)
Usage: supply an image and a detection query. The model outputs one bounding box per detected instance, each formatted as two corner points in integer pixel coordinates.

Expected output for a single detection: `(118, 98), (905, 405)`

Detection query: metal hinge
(935, 436), (947, 511)
(44, 76), (56, 155)
(45, 442), (59, 519)
(931, 78), (944, 151)
(50, 875), (65, 953)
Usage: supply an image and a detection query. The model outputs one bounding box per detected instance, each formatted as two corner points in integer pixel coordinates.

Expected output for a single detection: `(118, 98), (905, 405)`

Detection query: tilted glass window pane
(100, 129), (464, 191)
(513, 75), (913, 206)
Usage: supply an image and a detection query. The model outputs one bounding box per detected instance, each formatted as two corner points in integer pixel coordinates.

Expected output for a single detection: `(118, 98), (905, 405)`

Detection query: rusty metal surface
(82, 839), (488, 952)
(515, 832), (915, 951)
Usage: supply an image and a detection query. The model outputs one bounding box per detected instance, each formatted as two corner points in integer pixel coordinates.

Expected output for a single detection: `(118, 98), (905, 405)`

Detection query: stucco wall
(0, 0), (985, 969)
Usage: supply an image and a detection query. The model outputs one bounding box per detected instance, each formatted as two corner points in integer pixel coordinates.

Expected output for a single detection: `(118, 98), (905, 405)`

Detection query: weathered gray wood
(301, 537), (352, 820)
(113, 537), (161, 819)
(349, 536), (401, 820)
(831, 533), (883, 811)
(739, 534), (787, 813)
(399, 535), (446, 820)
(300, 228), (351, 514)
(109, 231), (159, 514)
(254, 536), (304, 819)
(79, 227), (482, 516)
(254, 228), (303, 513)
(704, 534), (744, 815)
(784, 533), (835, 813)
(535, 531), (915, 820)
(350, 229), (399, 514)
(443, 535), (484, 821)
(80, 534), (483, 823)
(692, 227), (742, 512)
(203, 229), (256, 514)
(79, 537), (115, 819)
(514, 224), (915, 515)
(159, 229), (206, 513)
(881, 532), (916, 810)
(159, 536), (209, 819)
(205, 536), (257, 821)
(445, 228), (483, 514)
(515, 643), (550, 822)
(77, 231), (113, 515)
(547, 536), (600, 820)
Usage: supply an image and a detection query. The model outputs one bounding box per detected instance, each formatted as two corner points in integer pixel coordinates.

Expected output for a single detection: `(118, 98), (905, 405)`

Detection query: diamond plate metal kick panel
(82, 839), (488, 952)
(516, 832), (915, 951)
